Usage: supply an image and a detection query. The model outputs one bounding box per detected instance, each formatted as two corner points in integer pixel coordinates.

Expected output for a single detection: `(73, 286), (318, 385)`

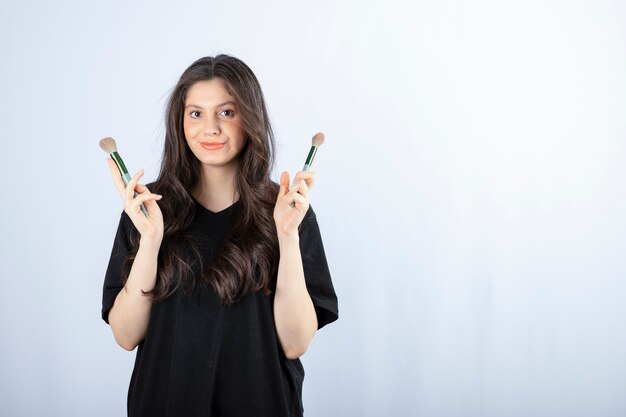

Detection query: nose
(203, 115), (220, 136)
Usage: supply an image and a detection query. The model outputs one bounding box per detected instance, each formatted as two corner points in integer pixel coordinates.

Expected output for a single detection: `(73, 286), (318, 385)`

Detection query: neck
(193, 162), (240, 211)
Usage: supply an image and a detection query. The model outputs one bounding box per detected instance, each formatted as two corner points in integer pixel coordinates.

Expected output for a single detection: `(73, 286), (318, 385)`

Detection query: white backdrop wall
(1, 1), (625, 416)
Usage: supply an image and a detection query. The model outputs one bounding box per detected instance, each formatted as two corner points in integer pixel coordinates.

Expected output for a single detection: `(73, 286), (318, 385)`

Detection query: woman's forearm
(108, 237), (161, 351)
(273, 232), (318, 359)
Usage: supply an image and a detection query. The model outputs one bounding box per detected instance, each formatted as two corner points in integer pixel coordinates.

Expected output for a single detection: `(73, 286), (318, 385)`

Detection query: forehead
(185, 78), (234, 105)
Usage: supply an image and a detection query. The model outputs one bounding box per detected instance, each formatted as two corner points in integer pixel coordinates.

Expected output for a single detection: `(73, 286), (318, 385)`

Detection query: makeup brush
(303, 132), (325, 171)
(291, 132), (325, 208)
(99, 137), (149, 217)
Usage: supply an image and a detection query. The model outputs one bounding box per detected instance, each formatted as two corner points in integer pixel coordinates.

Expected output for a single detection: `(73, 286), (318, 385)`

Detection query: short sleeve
(101, 210), (134, 324)
(298, 205), (339, 330)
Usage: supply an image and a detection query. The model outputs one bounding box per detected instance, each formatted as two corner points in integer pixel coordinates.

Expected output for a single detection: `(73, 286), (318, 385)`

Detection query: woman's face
(183, 78), (245, 169)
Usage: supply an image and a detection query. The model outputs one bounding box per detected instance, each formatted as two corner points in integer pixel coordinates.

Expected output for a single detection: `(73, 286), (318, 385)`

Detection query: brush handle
(290, 145), (319, 208)
(302, 145), (318, 172)
(111, 151), (149, 217)
(121, 172), (150, 217)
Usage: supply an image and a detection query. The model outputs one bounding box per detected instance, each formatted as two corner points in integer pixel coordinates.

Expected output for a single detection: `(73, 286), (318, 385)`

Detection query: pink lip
(200, 142), (225, 149)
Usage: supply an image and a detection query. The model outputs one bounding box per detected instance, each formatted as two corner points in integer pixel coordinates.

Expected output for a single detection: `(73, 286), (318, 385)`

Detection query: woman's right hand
(107, 158), (164, 243)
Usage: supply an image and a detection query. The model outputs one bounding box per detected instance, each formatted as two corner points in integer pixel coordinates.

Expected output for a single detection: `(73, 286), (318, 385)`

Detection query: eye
(220, 109), (236, 117)
(190, 110), (201, 118)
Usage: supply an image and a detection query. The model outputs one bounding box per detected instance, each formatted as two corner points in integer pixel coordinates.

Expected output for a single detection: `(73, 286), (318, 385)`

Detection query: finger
(277, 171), (289, 200)
(289, 177), (303, 193)
(304, 171), (316, 190)
(141, 195), (163, 212)
(289, 178), (312, 199)
(296, 177), (309, 199)
(107, 158), (127, 198)
(292, 171), (316, 191)
(289, 193), (308, 211)
(132, 192), (163, 208)
(293, 171), (315, 181)
(135, 182), (149, 194)
(285, 184), (309, 204)
(125, 169), (144, 203)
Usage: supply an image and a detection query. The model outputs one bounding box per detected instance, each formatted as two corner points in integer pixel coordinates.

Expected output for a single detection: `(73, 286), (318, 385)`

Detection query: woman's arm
(273, 170), (320, 359)
(108, 236), (161, 351)
(105, 160), (164, 350)
(273, 232), (318, 359)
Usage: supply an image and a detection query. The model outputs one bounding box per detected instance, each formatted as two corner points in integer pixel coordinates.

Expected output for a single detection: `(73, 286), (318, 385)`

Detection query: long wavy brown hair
(121, 54), (280, 305)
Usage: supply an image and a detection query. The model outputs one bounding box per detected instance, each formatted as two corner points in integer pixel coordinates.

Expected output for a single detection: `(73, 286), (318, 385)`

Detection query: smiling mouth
(200, 142), (225, 149)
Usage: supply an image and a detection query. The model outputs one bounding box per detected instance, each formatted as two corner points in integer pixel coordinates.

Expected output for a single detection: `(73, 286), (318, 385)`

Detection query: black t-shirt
(102, 197), (339, 417)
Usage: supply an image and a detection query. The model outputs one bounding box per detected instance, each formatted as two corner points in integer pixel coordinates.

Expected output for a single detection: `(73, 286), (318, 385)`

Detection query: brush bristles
(312, 132), (325, 147)
(99, 137), (118, 154)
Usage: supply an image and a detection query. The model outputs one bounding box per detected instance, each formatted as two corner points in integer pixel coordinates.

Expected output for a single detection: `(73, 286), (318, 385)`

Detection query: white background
(1, 0), (625, 416)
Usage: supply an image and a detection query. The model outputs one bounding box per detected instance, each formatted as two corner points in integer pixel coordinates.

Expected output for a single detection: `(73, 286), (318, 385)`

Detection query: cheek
(233, 124), (246, 147)
(184, 120), (201, 137)
(233, 134), (246, 152)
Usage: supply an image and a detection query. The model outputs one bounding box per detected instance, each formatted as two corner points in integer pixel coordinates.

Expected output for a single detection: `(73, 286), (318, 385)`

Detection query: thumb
(277, 171), (289, 200)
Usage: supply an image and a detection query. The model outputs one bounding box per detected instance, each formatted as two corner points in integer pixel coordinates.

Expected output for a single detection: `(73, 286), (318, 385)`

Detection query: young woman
(102, 54), (339, 416)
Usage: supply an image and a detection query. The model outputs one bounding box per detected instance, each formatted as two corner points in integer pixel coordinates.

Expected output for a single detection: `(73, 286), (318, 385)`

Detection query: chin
(199, 157), (236, 168)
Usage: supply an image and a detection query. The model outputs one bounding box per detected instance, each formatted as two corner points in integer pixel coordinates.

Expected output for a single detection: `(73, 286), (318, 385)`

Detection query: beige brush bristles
(312, 132), (325, 147)
(99, 136), (118, 154)
(99, 135), (130, 178)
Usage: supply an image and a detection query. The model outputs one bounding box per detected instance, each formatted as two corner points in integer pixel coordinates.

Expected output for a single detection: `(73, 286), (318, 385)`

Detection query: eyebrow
(184, 101), (236, 110)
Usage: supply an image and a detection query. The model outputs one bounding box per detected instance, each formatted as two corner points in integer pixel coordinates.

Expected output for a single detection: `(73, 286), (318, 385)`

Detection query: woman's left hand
(274, 170), (316, 238)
